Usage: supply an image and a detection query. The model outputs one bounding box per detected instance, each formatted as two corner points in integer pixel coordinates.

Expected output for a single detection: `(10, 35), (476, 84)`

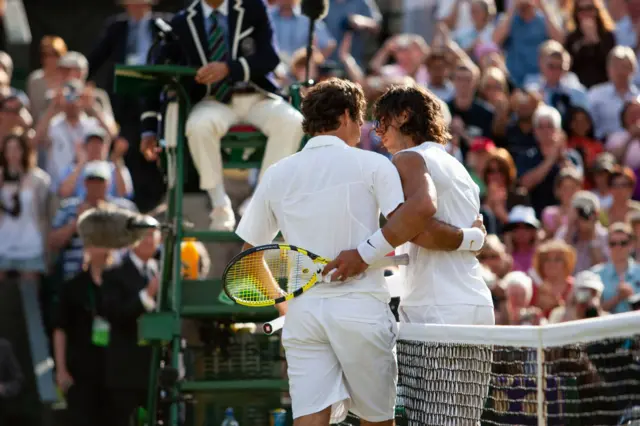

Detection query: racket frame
(222, 243), (328, 307)
(222, 243), (409, 307)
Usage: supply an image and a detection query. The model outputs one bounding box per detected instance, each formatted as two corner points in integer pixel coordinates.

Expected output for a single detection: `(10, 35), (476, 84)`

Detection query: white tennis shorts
(398, 304), (494, 426)
(282, 293), (398, 424)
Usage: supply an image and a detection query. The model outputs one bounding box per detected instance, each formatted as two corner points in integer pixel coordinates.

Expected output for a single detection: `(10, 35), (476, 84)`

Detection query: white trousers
(184, 93), (304, 191)
(398, 305), (494, 426)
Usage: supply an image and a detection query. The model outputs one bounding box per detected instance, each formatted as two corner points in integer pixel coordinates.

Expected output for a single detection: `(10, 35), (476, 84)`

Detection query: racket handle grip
(263, 315), (285, 335)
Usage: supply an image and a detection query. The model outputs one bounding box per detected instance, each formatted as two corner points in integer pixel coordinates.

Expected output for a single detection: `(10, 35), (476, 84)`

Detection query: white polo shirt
(398, 142), (493, 308)
(46, 113), (101, 184)
(236, 135), (404, 302)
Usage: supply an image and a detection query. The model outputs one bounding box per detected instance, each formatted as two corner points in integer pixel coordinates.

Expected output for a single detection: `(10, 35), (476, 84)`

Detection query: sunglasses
(609, 239), (631, 248)
(486, 167), (502, 174)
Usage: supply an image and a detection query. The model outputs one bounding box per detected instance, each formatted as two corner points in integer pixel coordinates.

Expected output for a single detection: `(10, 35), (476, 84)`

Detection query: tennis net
(327, 311), (640, 426)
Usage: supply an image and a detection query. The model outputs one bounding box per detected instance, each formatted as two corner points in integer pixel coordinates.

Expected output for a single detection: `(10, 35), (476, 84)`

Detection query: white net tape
(390, 311), (640, 426)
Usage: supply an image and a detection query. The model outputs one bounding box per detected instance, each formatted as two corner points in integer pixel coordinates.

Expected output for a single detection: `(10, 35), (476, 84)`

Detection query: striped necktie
(208, 12), (232, 103)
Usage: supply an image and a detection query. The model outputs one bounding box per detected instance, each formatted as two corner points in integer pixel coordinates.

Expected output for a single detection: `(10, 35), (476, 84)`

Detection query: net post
(536, 334), (545, 426)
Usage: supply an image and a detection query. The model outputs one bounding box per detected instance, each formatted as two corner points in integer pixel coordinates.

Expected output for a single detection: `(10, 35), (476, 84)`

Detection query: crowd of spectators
(266, 0), (640, 327)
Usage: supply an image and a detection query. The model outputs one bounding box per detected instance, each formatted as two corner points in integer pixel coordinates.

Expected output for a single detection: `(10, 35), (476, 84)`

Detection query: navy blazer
(141, 0), (282, 134)
(87, 12), (173, 92)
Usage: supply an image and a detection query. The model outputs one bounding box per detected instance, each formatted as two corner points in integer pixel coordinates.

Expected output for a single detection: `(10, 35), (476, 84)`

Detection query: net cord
(396, 310), (640, 347)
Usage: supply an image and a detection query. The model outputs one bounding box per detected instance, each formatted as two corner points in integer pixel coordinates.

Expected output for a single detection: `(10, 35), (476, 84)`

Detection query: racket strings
(224, 248), (317, 305)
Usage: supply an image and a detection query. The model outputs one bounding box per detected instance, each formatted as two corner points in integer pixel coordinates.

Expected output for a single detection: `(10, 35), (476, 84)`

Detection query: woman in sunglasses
(592, 222), (640, 314)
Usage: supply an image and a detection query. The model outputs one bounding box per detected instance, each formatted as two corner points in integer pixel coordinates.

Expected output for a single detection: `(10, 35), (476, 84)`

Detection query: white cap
(574, 271), (604, 296)
(505, 205), (540, 230)
(84, 161), (111, 181)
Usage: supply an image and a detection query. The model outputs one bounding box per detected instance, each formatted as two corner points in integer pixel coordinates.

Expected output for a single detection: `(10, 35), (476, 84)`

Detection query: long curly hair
(372, 84), (451, 145)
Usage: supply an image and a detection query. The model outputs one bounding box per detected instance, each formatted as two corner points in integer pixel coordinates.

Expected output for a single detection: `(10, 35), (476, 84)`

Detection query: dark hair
(372, 84), (451, 145)
(564, 107), (594, 139)
(301, 78), (366, 136)
(0, 131), (34, 172)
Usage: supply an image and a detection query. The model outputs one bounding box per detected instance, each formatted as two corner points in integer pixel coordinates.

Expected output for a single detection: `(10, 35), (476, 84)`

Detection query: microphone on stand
(301, 0), (329, 85)
(146, 18), (182, 64)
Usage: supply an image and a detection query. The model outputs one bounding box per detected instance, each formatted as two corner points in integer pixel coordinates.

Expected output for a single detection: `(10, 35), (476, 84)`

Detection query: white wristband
(457, 228), (485, 252)
(357, 229), (394, 265)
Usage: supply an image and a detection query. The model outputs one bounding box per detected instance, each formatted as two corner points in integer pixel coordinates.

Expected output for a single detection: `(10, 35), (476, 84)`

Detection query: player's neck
(314, 130), (351, 145)
(205, 0), (224, 9)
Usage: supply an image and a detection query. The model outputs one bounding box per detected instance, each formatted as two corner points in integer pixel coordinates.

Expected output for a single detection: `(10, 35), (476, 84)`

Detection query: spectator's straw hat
(609, 221), (633, 237)
(504, 205), (540, 232)
(591, 152), (616, 174)
(571, 190), (601, 214)
(574, 270), (604, 296)
(58, 51), (89, 71)
(85, 128), (108, 143)
(85, 161), (111, 181)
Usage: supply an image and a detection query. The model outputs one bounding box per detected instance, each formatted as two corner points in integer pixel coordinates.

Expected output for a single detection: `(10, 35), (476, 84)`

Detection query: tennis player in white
(236, 79), (481, 426)
(375, 84), (494, 424)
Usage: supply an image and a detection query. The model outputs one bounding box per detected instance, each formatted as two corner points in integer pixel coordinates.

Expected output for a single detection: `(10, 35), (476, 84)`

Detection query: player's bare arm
(323, 151), (436, 280)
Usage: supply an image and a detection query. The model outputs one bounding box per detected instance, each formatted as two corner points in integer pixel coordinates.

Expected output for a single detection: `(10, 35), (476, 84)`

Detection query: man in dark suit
(140, 0), (304, 231)
(87, 0), (172, 95)
(101, 229), (161, 426)
(87, 0), (173, 213)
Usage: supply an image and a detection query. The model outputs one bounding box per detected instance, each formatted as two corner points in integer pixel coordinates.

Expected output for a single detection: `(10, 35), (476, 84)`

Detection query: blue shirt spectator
(324, 0), (381, 67)
(591, 222), (640, 314)
(269, 4), (335, 61)
(50, 161), (137, 280)
(55, 162), (133, 200)
(592, 259), (640, 314)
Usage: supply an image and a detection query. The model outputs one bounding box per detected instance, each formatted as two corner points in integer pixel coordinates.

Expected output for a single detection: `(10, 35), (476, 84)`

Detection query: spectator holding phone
(549, 270), (607, 323)
(592, 222), (640, 314)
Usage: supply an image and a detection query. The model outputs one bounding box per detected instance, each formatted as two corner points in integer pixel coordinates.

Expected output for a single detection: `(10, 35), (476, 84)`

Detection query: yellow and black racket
(222, 243), (409, 307)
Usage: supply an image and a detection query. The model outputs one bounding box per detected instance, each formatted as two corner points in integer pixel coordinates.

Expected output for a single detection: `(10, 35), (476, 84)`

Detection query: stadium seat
(221, 124), (267, 170)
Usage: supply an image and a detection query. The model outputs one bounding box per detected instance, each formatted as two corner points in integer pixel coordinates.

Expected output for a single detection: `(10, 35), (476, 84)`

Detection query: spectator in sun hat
(556, 190), (609, 273)
(591, 221), (640, 314)
(589, 152), (616, 209)
(503, 205), (540, 273)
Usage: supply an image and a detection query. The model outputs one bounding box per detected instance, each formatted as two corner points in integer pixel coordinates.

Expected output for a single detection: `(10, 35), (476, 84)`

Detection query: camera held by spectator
(550, 270), (608, 323)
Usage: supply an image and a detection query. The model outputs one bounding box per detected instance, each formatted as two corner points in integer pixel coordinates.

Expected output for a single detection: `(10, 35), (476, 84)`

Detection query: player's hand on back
(322, 249), (368, 282)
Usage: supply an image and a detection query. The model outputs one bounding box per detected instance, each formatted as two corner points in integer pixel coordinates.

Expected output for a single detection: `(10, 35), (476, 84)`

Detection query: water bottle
(221, 407), (239, 426)
(181, 238), (200, 279)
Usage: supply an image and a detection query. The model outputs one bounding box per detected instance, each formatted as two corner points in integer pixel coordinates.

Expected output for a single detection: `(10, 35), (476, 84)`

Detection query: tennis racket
(222, 243), (409, 308)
